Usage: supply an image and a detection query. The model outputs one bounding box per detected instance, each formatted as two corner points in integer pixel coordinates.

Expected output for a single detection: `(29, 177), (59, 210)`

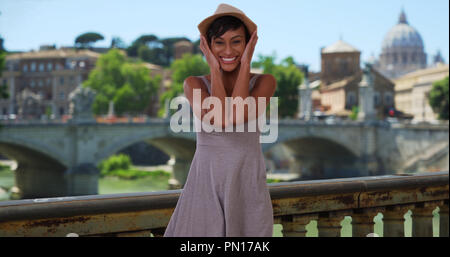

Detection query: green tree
(0, 12), (8, 100)
(158, 53), (209, 117)
(159, 37), (191, 66)
(0, 36), (8, 99)
(110, 36), (126, 49)
(252, 52), (277, 74)
(83, 49), (161, 116)
(75, 32), (104, 49)
(349, 106), (359, 121)
(0, 37), (5, 52)
(98, 154), (132, 173)
(127, 34), (195, 67)
(429, 76), (449, 120)
(137, 44), (163, 64)
(192, 39), (201, 55)
(0, 49), (4, 73)
(45, 105), (52, 118)
(253, 53), (303, 118)
(127, 34), (159, 57)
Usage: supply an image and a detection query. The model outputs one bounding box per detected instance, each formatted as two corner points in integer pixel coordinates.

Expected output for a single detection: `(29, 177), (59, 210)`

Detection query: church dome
(377, 10), (427, 79)
(322, 39), (360, 54)
(382, 10), (424, 50)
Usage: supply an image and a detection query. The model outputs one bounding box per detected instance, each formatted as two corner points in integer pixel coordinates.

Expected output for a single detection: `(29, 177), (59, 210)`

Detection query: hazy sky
(1, 0), (448, 71)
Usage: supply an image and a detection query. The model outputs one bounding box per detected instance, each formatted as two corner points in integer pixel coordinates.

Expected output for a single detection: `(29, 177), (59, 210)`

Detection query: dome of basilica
(382, 11), (424, 50)
(376, 10), (427, 79)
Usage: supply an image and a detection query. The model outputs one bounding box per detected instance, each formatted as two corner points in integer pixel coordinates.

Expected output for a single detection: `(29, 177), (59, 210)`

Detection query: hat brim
(198, 12), (257, 38)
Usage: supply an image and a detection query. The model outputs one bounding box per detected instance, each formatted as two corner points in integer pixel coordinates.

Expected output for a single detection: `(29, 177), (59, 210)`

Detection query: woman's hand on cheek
(240, 30), (258, 67)
(199, 35), (221, 72)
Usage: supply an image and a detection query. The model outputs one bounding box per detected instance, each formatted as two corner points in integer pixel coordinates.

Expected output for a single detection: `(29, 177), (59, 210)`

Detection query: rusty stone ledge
(0, 171), (447, 236)
(0, 190), (181, 222)
(0, 172), (447, 222)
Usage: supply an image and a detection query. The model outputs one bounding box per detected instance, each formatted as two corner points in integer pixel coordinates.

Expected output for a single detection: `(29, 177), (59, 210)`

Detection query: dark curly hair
(206, 15), (250, 46)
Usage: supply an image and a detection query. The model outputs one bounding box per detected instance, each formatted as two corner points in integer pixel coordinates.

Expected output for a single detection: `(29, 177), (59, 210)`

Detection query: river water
(0, 160), (173, 200)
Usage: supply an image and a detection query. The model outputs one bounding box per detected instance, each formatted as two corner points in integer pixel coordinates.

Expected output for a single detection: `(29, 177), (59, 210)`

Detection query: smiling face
(210, 26), (247, 72)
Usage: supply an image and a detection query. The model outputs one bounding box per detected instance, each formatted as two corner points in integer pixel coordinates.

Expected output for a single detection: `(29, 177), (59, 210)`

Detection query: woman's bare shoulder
(254, 73), (275, 82)
(184, 76), (203, 88)
(259, 73), (276, 82)
(254, 73), (277, 91)
(184, 75), (210, 92)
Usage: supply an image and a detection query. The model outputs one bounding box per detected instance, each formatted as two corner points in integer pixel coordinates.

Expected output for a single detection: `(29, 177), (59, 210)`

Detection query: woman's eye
(215, 41), (223, 45)
(233, 41), (241, 44)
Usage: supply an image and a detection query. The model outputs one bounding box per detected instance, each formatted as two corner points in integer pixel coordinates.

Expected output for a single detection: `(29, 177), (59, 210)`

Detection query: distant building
(375, 10), (427, 79)
(0, 46), (170, 119)
(320, 39), (361, 85)
(393, 63), (449, 122)
(432, 50), (446, 67)
(174, 40), (194, 60)
(0, 47), (100, 119)
(320, 69), (395, 119)
(141, 62), (171, 117)
(60, 46), (111, 54)
(316, 40), (395, 119)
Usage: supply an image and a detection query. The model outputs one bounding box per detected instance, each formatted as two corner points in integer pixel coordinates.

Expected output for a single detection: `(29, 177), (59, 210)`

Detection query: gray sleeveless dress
(163, 74), (273, 237)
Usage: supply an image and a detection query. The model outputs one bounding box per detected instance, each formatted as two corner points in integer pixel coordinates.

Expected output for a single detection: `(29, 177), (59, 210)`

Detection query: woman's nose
(224, 44), (233, 55)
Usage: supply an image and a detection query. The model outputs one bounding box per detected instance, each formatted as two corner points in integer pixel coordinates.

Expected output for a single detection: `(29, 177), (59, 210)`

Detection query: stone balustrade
(0, 171), (448, 237)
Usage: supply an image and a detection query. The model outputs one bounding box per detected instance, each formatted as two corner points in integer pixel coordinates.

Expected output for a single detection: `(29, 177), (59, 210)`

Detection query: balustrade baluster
(383, 204), (413, 237)
(317, 211), (350, 237)
(281, 214), (316, 237)
(439, 200), (449, 237)
(352, 208), (381, 237)
(412, 202), (439, 237)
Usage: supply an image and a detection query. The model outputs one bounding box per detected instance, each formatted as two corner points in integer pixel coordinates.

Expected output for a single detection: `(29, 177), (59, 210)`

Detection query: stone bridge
(0, 119), (448, 199)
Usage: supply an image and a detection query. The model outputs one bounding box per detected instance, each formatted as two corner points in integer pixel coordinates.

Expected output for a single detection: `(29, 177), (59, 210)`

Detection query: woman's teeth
(221, 57), (237, 63)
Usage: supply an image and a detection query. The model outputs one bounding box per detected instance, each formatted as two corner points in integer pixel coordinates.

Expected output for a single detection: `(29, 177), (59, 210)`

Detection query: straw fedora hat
(198, 3), (257, 37)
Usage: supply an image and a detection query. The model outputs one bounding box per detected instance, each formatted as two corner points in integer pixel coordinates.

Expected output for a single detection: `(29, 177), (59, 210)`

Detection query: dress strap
(199, 76), (212, 95)
(249, 74), (261, 92)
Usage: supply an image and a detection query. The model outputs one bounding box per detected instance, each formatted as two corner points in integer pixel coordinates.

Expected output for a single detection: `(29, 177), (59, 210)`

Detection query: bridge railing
(0, 171), (448, 237)
(2, 116), (449, 129)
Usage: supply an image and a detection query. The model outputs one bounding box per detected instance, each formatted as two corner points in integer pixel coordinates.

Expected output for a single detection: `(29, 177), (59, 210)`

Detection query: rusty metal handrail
(0, 171), (448, 236)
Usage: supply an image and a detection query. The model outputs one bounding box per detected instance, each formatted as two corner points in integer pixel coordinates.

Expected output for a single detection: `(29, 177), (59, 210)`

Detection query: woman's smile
(220, 56), (238, 64)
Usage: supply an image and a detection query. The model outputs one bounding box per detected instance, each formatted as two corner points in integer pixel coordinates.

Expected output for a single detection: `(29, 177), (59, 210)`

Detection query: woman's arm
(229, 30), (277, 126)
(230, 73), (277, 126)
(186, 35), (232, 131)
(230, 64), (251, 125)
(209, 68), (232, 130)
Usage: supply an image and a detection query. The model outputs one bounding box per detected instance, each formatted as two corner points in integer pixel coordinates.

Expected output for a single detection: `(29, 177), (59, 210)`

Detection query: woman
(163, 3), (277, 237)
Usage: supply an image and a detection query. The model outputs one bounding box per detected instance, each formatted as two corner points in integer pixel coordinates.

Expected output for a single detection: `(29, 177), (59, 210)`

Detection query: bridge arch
(0, 139), (68, 199)
(274, 128), (361, 158)
(96, 128), (196, 165)
(96, 128), (197, 188)
(264, 134), (361, 180)
(0, 136), (68, 168)
(280, 136), (358, 159)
